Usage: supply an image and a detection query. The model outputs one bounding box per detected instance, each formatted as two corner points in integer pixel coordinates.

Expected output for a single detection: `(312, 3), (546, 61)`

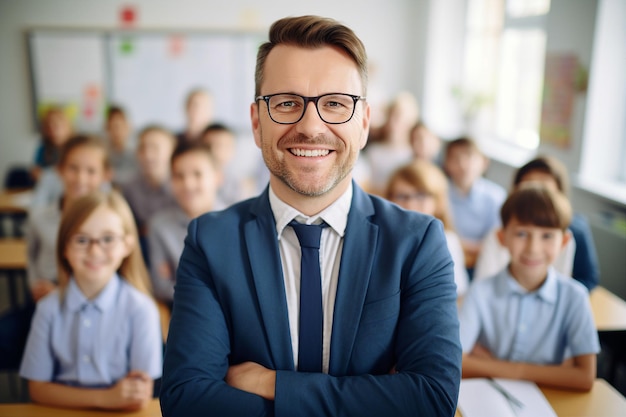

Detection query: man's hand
(226, 362), (276, 400)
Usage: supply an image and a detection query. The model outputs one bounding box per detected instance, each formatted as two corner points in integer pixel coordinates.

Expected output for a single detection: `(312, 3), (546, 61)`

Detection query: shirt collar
(269, 183), (352, 240)
(64, 274), (121, 313)
(498, 266), (558, 304)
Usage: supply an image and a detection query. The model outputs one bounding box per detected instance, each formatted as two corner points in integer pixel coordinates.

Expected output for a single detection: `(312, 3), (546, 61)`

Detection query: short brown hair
(500, 183), (572, 230)
(513, 155), (570, 195)
(57, 134), (111, 170)
(444, 137), (482, 160)
(170, 141), (215, 170)
(255, 15), (368, 97)
(138, 125), (176, 145)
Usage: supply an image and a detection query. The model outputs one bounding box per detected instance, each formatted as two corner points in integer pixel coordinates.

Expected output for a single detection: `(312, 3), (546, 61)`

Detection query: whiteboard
(27, 29), (264, 134)
(28, 31), (107, 132)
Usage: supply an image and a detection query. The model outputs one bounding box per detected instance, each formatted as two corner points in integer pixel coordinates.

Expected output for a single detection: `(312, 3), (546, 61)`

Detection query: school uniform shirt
(448, 177), (506, 243)
(109, 147), (138, 186)
(459, 267), (600, 364)
(25, 200), (61, 286)
(19, 275), (162, 387)
(147, 206), (190, 303)
(120, 174), (177, 230)
(29, 168), (64, 210)
(362, 143), (414, 193)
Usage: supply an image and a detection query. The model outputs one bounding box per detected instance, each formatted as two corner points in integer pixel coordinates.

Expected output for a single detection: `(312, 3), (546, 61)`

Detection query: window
(578, 0), (626, 204)
(460, 0), (550, 149)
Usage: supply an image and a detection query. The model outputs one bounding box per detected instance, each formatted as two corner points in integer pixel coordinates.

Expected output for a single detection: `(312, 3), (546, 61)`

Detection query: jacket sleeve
(159, 219), (273, 417)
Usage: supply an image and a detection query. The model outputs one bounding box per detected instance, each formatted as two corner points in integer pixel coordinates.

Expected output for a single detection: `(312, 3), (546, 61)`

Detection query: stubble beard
(260, 131), (356, 197)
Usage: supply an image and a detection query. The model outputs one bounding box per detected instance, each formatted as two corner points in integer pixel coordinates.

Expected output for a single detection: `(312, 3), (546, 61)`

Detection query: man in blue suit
(161, 15), (461, 416)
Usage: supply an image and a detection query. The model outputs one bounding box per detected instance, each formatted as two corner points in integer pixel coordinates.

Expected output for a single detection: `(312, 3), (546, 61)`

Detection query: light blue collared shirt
(459, 267), (599, 364)
(20, 275), (162, 387)
(448, 177), (506, 242)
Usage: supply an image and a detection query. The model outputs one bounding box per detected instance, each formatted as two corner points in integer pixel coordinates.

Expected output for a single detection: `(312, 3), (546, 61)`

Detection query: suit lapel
(329, 185), (378, 375)
(245, 190), (295, 370)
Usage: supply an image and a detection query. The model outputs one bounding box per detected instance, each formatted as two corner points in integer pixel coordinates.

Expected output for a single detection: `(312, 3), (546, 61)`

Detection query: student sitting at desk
(147, 142), (218, 306)
(459, 183), (599, 391)
(27, 135), (113, 302)
(20, 190), (161, 411)
(473, 155), (600, 291)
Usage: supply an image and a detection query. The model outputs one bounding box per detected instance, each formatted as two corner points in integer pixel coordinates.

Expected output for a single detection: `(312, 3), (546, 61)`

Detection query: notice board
(27, 29), (264, 134)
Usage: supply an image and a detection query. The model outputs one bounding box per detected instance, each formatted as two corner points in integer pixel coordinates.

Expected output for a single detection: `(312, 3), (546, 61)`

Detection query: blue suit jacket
(160, 184), (461, 416)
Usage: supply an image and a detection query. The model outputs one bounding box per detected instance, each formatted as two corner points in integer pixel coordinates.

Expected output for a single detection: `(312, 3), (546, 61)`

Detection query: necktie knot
(290, 220), (324, 249)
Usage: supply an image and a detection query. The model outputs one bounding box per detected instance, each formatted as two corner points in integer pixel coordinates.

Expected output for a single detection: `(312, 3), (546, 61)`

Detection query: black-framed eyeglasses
(69, 234), (125, 252)
(255, 93), (366, 125)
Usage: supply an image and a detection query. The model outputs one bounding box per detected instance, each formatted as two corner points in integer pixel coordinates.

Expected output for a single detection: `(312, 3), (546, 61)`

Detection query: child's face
(410, 127), (440, 161)
(65, 205), (131, 294)
(201, 131), (235, 168)
(47, 113), (72, 145)
(58, 147), (109, 202)
(445, 147), (485, 188)
(171, 152), (217, 216)
(389, 178), (437, 216)
(137, 131), (174, 182)
(187, 93), (212, 128)
(106, 114), (130, 149)
(497, 217), (569, 288)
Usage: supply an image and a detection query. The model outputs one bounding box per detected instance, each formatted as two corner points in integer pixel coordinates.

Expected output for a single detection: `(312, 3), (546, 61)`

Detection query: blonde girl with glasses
(386, 160), (469, 296)
(19, 190), (162, 411)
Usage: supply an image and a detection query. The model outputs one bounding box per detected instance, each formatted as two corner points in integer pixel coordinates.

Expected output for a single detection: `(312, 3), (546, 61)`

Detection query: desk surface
(1, 380), (624, 417)
(0, 190), (30, 213)
(455, 378), (625, 417)
(0, 398), (161, 417)
(0, 238), (27, 269)
(590, 286), (626, 331)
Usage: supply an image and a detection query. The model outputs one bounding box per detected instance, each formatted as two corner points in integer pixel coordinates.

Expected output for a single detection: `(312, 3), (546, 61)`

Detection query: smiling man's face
(251, 44), (370, 201)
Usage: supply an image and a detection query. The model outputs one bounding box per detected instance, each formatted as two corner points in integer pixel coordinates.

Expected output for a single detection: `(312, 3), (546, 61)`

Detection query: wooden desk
(0, 191), (30, 213)
(3, 381), (624, 417)
(590, 286), (626, 331)
(0, 190), (29, 238)
(0, 238), (27, 269)
(0, 238), (28, 308)
(0, 398), (162, 417)
(156, 301), (171, 343)
(542, 379), (626, 416)
(456, 378), (626, 416)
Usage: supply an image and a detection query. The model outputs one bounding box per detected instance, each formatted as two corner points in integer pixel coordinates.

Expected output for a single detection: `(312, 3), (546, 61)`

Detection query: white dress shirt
(269, 184), (352, 373)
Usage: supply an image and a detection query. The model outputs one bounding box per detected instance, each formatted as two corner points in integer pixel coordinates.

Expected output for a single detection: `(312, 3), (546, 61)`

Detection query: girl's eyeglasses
(69, 234), (124, 251)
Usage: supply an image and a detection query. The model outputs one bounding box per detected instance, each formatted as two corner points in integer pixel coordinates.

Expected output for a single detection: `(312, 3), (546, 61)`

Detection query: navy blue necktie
(290, 220), (324, 373)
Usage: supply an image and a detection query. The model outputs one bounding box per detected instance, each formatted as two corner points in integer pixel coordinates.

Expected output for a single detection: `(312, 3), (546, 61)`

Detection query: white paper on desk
(459, 378), (557, 417)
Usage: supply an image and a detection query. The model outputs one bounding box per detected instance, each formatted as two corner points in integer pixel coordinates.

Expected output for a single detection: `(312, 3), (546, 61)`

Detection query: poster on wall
(540, 53), (583, 149)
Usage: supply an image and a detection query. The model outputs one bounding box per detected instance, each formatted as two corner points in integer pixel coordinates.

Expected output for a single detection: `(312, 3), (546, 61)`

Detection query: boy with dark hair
(460, 183), (599, 391)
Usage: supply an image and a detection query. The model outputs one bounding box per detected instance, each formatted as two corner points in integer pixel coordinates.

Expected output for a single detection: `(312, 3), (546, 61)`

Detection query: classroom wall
(1, 0), (624, 294)
(0, 0), (429, 178)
